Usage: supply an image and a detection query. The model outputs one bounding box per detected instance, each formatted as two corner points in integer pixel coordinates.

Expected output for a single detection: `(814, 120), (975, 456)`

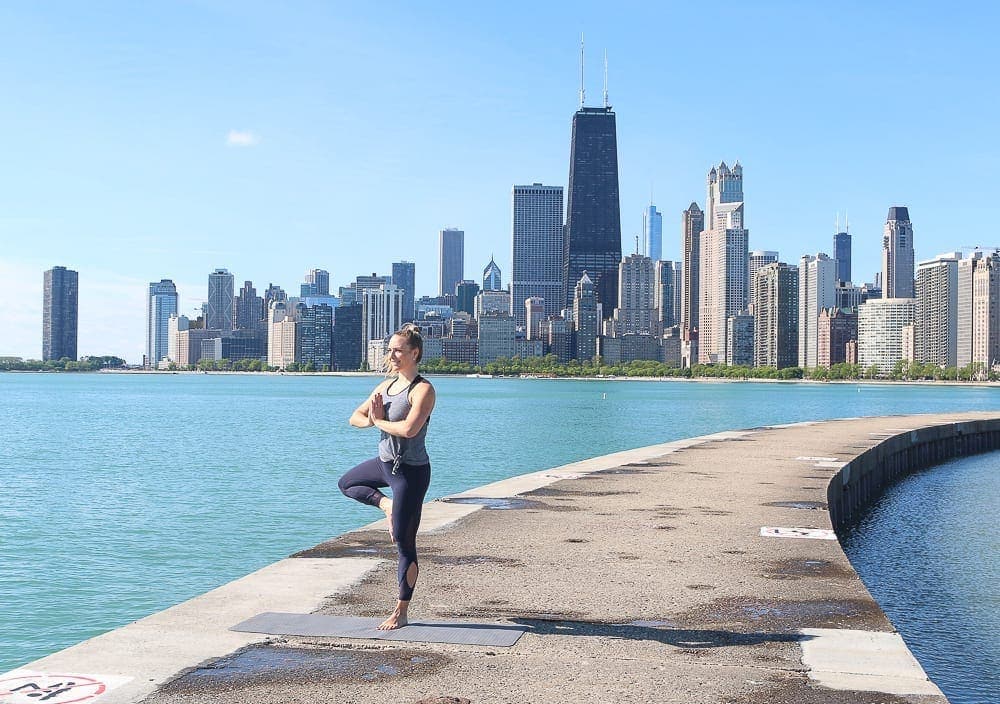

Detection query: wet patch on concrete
(564, 537), (588, 543)
(414, 698), (472, 704)
(764, 501), (829, 511)
(615, 552), (640, 560)
(718, 671), (920, 704)
(291, 533), (394, 559)
(764, 559), (854, 580)
(685, 584), (717, 590)
(723, 549), (747, 555)
(156, 645), (447, 693)
(676, 596), (890, 631)
(618, 460), (678, 468)
(436, 606), (587, 621)
(424, 553), (524, 568)
(438, 497), (579, 512)
(526, 486), (639, 498)
(652, 524), (676, 530)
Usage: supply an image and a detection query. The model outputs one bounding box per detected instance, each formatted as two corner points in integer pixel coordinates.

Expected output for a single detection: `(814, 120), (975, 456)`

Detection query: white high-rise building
(267, 301), (297, 370)
(146, 279), (178, 367)
(915, 253), (960, 368)
(858, 298), (916, 375)
(748, 250), (778, 314)
(699, 162), (748, 363)
(971, 251), (1000, 368)
(798, 253), (837, 368)
(957, 251), (988, 368)
(882, 207), (915, 298)
(362, 284), (405, 355)
(525, 297), (545, 340)
(511, 184), (563, 327)
(614, 254), (656, 335)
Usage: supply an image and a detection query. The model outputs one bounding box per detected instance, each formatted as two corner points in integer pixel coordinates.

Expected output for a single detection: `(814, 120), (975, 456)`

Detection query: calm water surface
(842, 453), (999, 704)
(1, 373), (997, 685)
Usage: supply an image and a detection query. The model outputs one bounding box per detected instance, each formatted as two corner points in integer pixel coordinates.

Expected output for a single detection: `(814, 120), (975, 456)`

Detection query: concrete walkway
(10, 411), (996, 704)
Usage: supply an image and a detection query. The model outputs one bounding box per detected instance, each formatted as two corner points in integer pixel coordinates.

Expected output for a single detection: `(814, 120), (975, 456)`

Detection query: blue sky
(1, 2), (995, 362)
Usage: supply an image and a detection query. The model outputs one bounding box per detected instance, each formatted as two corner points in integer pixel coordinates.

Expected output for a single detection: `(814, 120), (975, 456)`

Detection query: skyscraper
(644, 204), (663, 261)
(207, 269), (235, 331)
(483, 257), (502, 291)
(563, 105), (621, 315)
(798, 253), (837, 368)
(235, 281), (264, 330)
(146, 279), (178, 367)
(511, 184), (564, 327)
(957, 250), (989, 368)
(361, 284), (405, 356)
(439, 229), (465, 297)
(699, 162), (748, 364)
(572, 272), (598, 362)
(680, 203), (704, 335)
(834, 229), (851, 283)
(42, 266), (79, 361)
(858, 298), (916, 375)
(753, 262), (799, 369)
(654, 260), (678, 329)
(392, 261), (416, 323)
(301, 269), (330, 297)
(748, 250), (778, 314)
(970, 251), (1000, 368)
(882, 207), (915, 298)
(613, 254), (656, 335)
(915, 253), (959, 368)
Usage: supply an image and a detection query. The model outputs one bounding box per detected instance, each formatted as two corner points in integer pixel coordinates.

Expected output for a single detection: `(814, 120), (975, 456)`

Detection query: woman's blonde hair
(381, 323), (424, 373)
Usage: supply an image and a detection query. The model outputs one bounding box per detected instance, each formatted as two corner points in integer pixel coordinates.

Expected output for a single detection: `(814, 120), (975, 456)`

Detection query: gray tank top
(377, 375), (430, 466)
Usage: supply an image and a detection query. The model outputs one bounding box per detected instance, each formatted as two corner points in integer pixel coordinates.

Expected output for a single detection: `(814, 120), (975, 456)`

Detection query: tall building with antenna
(562, 38), (622, 317)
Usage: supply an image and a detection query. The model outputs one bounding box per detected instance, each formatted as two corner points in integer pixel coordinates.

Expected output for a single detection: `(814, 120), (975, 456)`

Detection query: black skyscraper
(834, 231), (851, 284)
(562, 106), (622, 316)
(332, 303), (363, 371)
(43, 266), (78, 361)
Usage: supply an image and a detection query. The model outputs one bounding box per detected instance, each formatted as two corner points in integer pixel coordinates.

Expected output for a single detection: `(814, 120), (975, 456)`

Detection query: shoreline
(41, 367), (1000, 387)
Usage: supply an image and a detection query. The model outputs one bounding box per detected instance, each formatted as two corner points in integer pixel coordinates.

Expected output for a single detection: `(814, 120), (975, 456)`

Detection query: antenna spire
(836, 211), (840, 233)
(603, 49), (609, 107)
(579, 33), (585, 108)
(845, 210), (850, 234)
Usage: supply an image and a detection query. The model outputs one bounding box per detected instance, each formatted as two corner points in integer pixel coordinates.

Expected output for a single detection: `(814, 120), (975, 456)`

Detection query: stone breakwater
(7, 411), (998, 704)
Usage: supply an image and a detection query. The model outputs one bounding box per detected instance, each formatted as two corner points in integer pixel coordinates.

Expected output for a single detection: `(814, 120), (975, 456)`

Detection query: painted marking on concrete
(813, 461), (844, 468)
(794, 456), (841, 462)
(0, 671), (130, 704)
(800, 628), (943, 695)
(543, 472), (587, 480)
(760, 526), (837, 540)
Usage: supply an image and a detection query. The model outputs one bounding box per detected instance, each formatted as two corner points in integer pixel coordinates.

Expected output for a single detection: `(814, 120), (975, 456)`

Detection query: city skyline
(2, 4), (998, 361)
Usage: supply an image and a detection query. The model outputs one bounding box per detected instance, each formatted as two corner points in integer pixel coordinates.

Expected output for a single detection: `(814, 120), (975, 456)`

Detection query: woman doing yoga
(338, 324), (435, 630)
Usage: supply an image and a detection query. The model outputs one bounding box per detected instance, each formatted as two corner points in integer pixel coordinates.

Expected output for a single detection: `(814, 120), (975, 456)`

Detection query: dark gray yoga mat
(231, 612), (526, 647)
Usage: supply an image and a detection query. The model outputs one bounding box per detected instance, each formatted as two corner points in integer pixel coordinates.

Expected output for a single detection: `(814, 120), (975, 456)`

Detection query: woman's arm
(349, 381), (389, 428)
(371, 383), (435, 439)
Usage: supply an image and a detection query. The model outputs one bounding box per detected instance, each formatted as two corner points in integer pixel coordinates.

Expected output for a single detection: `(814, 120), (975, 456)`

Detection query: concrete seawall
(4, 411), (997, 704)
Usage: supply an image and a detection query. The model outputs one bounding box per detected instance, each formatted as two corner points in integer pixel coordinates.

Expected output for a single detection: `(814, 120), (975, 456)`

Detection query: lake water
(1, 373), (997, 698)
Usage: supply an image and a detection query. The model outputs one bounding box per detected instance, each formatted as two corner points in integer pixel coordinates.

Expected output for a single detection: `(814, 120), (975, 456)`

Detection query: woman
(338, 324), (435, 630)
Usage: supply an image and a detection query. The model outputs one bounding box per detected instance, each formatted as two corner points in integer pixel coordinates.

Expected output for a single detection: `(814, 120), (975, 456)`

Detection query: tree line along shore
(4, 354), (998, 382)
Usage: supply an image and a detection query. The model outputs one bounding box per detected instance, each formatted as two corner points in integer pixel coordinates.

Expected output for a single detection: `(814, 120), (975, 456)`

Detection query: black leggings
(338, 457), (431, 601)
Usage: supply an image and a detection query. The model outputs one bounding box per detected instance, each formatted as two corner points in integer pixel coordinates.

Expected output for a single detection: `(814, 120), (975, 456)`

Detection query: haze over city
(1, 2), (996, 362)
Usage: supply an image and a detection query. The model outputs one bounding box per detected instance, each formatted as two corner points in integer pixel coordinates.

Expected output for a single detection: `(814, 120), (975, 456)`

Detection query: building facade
(361, 284), (405, 355)
(753, 262), (799, 369)
(915, 253), (959, 368)
(235, 280), (265, 331)
(834, 230), (851, 283)
(971, 251), (1000, 368)
(655, 260), (678, 330)
(613, 254), (656, 335)
(482, 257), (502, 291)
(726, 313), (754, 366)
(817, 308), (858, 367)
(798, 253), (837, 368)
(573, 272), (598, 362)
(42, 266), (79, 361)
(748, 250), (778, 314)
(511, 183), (564, 327)
(882, 207), (915, 298)
(858, 298), (916, 375)
(146, 279), (178, 367)
(644, 204), (663, 261)
(562, 106), (621, 315)
(477, 313), (516, 365)
(680, 202), (704, 336)
(391, 261), (416, 323)
(439, 228), (465, 297)
(332, 303), (363, 371)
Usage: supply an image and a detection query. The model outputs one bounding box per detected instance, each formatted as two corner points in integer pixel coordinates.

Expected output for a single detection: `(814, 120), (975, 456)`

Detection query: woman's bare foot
(377, 604), (408, 630)
(378, 497), (395, 543)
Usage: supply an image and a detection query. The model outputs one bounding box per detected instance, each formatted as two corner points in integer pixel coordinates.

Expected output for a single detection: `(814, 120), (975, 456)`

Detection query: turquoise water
(842, 454), (1000, 704)
(1, 373), (997, 675)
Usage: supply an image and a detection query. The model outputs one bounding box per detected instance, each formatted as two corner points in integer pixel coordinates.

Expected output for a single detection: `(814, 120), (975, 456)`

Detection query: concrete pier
(7, 411), (998, 704)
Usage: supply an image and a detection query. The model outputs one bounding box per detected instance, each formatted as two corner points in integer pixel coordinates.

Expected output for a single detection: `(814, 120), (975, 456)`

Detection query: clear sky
(1, 2), (996, 362)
